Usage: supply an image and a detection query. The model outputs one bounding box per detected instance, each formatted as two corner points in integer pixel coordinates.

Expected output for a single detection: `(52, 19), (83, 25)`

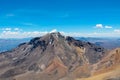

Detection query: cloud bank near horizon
(0, 26), (120, 38)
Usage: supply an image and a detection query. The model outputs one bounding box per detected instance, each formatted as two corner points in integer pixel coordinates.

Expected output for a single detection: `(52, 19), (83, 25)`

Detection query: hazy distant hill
(75, 37), (120, 49)
(0, 38), (31, 52)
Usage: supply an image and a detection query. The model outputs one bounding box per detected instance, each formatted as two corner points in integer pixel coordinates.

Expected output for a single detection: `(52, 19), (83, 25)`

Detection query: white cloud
(95, 24), (113, 29)
(105, 26), (112, 29)
(95, 24), (103, 28)
(0, 27), (22, 31)
(50, 29), (57, 33)
(1, 30), (120, 38)
(0, 30), (48, 38)
(2, 28), (11, 31)
(14, 28), (22, 31)
(61, 32), (82, 37)
(14, 28), (19, 31)
(87, 32), (120, 37)
(1, 27), (120, 38)
(114, 29), (120, 33)
(0, 27), (49, 38)
(0, 28), (83, 38)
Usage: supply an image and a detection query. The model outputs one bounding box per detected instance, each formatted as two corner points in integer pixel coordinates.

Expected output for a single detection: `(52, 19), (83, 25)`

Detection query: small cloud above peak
(95, 24), (103, 28)
(50, 29), (57, 33)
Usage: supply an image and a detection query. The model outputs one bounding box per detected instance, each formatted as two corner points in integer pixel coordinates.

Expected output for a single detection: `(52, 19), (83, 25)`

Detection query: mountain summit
(0, 32), (108, 80)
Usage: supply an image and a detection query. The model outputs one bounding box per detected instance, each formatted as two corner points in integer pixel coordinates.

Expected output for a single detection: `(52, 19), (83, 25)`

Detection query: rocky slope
(0, 32), (108, 80)
(77, 48), (120, 80)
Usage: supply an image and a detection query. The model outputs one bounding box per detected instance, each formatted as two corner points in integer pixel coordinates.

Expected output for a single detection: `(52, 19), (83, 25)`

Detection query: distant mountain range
(0, 38), (31, 52)
(75, 37), (120, 49)
(0, 37), (120, 53)
(0, 32), (120, 80)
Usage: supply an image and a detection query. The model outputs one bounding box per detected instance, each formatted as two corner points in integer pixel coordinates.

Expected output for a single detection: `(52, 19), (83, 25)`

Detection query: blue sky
(0, 0), (120, 38)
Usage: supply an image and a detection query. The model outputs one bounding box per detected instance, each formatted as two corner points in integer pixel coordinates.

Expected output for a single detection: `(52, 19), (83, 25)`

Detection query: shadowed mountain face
(0, 32), (108, 80)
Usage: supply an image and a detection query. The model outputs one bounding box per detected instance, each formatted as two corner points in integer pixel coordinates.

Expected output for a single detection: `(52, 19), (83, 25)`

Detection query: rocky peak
(0, 32), (107, 80)
(27, 32), (66, 50)
(42, 32), (65, 41)
(66, 36), (75, 42)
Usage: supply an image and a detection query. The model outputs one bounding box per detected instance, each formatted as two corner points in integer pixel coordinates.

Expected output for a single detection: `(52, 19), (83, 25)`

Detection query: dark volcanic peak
(27, 32), (65, 50)
(29, 32), (64, 44)
(0, 32), (107, 80)
(66, 36), (75, 42)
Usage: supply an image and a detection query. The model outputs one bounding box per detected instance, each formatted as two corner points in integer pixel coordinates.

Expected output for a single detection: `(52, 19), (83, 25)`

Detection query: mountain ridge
(0, 32), (118, 80)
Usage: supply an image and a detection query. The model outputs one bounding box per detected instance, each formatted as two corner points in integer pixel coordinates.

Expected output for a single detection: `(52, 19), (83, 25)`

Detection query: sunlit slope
(77, 48), (120, 80)
(76, 66), (120, 80)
